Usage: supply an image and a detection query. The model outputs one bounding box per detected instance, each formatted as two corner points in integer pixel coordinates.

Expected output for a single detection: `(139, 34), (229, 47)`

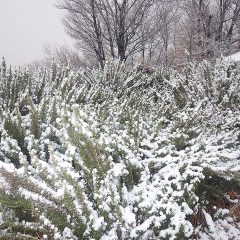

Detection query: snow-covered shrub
(165, 60), (240, 109)
(0, 59), (240, 239)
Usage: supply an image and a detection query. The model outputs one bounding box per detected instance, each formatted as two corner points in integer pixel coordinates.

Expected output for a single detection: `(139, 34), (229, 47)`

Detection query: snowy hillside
(0, 59), (240, 239)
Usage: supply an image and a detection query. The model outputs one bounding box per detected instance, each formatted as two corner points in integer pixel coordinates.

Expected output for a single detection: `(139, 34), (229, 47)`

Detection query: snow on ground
(198, 216), (240, 240)
(224, 51), (240, 62)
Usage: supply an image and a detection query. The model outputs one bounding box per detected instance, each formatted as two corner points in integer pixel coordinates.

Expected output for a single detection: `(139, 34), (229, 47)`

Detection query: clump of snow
(224, 51), (240, 62)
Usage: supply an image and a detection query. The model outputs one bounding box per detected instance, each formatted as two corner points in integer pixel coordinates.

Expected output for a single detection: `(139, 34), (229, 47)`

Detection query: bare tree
(57, 0), (158, 67)
(179, 0), (240, 61)
(43, 44), (88, 68)
(27, 44), (89, 71)
(56, 0), (106, 68)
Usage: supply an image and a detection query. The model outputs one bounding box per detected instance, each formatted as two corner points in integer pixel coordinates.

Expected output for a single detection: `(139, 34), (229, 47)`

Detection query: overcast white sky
(0, 0), (73, 66)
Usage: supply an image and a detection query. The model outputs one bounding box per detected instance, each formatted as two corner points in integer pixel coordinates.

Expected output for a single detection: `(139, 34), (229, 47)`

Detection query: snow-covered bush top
(0, 59), (240, 239)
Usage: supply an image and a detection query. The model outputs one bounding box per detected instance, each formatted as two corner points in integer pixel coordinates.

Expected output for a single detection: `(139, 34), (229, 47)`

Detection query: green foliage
(195, 168), (240, 206)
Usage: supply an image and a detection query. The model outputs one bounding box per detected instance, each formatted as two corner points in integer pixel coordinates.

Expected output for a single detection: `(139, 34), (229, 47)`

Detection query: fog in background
(0, 0), (73, 66)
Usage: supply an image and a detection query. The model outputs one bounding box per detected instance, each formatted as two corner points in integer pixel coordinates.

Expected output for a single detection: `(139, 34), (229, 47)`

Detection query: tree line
(54, 0), (240, 68)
